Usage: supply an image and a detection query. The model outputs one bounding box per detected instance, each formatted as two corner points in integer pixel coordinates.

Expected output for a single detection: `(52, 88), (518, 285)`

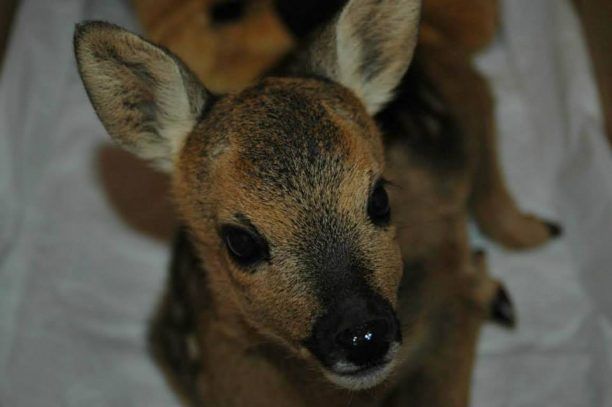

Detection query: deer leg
(468, 107), (562, 248)
(419, 44), (562, 249)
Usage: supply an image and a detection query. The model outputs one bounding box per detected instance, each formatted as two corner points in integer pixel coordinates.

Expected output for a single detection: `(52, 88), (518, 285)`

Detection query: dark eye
(367, 181), (391, 225)
(222, 226), (266, 267)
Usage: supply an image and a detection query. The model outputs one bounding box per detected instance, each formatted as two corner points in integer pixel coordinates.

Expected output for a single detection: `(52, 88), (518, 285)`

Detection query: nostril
(335, 319), (391, 366)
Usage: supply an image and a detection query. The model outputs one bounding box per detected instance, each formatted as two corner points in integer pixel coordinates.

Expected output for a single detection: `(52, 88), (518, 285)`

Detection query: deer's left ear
(292, 0), (421, 115)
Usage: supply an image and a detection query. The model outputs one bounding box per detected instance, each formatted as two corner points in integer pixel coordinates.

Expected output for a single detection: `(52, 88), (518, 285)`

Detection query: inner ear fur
(286, 0), (421, 115)
(74, 21), (210, 171)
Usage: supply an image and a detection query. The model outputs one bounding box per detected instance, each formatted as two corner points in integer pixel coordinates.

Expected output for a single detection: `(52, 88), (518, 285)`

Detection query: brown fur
(172, 76), (402, 347)
(416, 43), (557, 248)
(150, 224), (503, 406)
(74, 0), (559, 405)
(131, 0), (293, 92)
(420, 0), (499, 54)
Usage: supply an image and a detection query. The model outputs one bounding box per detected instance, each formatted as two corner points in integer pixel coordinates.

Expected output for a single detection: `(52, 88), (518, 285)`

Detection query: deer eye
(367, 181), (391, 226)
(221, 225), (267, 267)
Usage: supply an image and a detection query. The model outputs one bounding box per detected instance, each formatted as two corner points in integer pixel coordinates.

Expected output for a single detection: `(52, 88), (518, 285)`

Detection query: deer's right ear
(74, 21), (210, 172)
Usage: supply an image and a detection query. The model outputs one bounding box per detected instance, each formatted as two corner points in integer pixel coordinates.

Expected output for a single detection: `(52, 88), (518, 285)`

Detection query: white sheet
(1, 0), (610, 405)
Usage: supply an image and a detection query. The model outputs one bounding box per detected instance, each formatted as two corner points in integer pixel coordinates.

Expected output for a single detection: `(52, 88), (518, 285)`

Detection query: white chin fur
(323, 343), (400, 391)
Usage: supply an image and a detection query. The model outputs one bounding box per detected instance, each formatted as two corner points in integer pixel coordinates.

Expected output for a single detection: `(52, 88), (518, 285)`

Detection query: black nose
(305, 293), (401, 370)
(335, 319), (390, 366)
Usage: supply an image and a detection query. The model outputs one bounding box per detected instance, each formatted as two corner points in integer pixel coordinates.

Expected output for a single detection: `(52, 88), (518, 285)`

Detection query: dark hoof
(473, 249), (486, 257)
(490, 285), (516, 329)
(472, 249), (486, 263)
(544, 221), (563, 238)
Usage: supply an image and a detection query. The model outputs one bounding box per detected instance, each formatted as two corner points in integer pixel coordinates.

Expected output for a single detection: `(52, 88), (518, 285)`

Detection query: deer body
(74, 1), (559, 405)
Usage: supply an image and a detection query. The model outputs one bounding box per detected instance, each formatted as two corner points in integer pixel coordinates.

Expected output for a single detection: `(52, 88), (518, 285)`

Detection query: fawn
(74, 0), (560, 404)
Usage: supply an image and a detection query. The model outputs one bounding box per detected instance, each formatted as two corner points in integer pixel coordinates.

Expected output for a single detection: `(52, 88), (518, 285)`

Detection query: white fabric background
(0, 0), (610, 405)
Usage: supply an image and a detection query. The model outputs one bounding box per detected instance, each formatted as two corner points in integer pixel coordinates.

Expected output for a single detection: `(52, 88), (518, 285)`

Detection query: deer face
(175, 77), (403, 389)
(74, 0), (420, 390)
